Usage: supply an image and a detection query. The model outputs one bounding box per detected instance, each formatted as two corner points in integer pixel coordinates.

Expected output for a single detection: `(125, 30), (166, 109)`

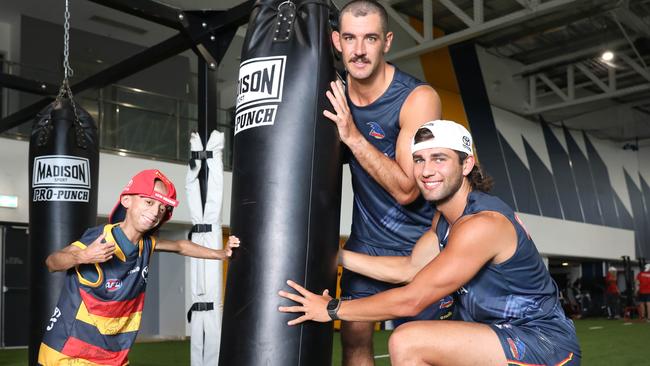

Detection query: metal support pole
(197, 58), (218, 211)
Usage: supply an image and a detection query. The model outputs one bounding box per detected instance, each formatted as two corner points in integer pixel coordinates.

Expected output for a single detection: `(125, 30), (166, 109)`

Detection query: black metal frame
(0, 0), (253, 135)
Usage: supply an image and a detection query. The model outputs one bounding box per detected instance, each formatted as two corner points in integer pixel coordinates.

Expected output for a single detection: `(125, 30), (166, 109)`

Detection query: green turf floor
(2, 318), (649, 365)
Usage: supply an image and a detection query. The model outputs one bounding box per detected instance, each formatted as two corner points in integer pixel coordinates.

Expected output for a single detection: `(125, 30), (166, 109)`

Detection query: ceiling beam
(87, 0), (184, 30)
(386, 0), (580, 62)
(515, 40), (628, 76)
(525, 56), (650, 115)
(0, 73), (59, 95)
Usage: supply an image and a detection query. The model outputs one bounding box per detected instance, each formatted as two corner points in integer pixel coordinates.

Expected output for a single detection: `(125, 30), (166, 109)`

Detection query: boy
(38, 169), (238, 365)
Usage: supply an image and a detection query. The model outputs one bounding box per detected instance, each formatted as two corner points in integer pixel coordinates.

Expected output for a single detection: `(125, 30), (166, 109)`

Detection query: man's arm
(45, 233), (115, 272)
(279, 212), (515, 323)
(340, 228), (439, 284)
(155, 235), (239, 259)
(324, 81), (441, 204)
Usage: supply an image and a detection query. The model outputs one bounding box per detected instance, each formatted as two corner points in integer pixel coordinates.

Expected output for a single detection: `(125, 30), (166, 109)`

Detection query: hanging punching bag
(219, 0), (341, 365)
(28, 98), (99, 365)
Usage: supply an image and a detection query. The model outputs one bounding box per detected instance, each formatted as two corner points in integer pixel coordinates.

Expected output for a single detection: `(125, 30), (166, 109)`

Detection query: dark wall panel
(625, 170), (646, 258)
(449, 41), (515, 209)
(584, 134), (620, 228)
(541, 123), (584, 222)
(639, 175), (650, 259)
(523, 138), (563, 219)
(564, 128), (602, 225)
(613, 193), (635, 230)
(499, 132), (540, 215)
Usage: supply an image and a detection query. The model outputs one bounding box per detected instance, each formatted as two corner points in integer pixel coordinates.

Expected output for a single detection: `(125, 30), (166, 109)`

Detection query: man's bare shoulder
(400, 85), (441, 128)
(451, 211), (513, 243)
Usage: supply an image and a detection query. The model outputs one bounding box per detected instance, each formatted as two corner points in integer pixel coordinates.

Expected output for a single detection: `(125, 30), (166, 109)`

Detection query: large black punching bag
(28, 98), (99, 365)
(220, 0), (342, 365)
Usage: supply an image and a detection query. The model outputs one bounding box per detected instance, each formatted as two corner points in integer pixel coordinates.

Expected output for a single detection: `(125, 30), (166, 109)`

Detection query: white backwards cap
(411, 120), (473, 155)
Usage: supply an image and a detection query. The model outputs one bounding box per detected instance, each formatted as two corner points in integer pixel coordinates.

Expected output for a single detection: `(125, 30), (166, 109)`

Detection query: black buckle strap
(189, 150), (214, 169)
(187, 302), (215, 322)
(187, 224), (213, 239)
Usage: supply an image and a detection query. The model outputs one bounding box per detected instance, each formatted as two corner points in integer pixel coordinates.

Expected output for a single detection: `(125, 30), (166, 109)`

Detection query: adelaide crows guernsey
(435, 191), (579, 350)
(347, 67), (435, 250)
(39, 224), (156, 366)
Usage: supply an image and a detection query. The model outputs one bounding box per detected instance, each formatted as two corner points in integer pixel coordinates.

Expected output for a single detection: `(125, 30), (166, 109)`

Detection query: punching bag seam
(297, 4), (328, 365)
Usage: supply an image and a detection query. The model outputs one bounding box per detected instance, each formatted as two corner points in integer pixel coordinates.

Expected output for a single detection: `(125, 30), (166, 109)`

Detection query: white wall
(0, 138), (29, 223)
(0, 136), (355, 231)
(519, 213), (635, 260)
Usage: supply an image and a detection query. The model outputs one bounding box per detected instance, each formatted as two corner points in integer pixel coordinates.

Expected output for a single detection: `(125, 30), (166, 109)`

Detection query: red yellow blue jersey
(38, 224), (156, 366)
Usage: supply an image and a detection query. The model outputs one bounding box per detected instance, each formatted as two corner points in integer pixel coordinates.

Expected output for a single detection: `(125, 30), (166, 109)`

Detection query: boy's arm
(155, 235), (240, 259)
(45, 233), (115, 272)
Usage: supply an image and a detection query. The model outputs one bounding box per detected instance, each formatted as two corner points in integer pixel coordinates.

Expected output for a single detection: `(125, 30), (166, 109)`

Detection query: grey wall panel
(523, 138), (563, 219)
(639, 175), (650, 259)
(624, 170), (647, 258)
(541, 123), (584, 222)
(499, 132), (540, 215)
(564, 128), (602, 225)
(613, 192), (635, 230)
(584, 134), (620, 228)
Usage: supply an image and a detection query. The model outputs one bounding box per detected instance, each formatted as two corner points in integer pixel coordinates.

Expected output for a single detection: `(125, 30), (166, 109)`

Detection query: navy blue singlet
(347, 67), (435, 250)
(436, 191), (580, 362)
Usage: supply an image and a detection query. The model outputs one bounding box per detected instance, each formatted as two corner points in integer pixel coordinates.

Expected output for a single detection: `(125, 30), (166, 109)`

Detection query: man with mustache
(38, 169), (239, 366)
(324, 1), (444, 364)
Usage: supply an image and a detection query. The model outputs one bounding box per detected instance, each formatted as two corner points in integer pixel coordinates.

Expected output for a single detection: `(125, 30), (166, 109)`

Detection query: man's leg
(388, 321), (507, 366)
(341, 320), (375, 366)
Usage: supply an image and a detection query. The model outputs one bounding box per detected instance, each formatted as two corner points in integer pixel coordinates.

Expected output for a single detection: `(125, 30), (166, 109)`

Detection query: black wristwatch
(327, 298), (341, 321)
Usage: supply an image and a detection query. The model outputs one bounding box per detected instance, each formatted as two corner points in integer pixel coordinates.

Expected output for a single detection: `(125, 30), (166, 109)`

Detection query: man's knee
(388, 323), (419, 362)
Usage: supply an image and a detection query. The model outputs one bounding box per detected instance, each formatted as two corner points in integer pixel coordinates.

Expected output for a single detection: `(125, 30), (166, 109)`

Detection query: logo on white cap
(411, 120), (473, 155)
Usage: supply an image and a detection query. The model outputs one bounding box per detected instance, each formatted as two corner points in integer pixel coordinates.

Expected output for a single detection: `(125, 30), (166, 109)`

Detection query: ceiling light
(562, 262), (569, 266)
(601, 50), (614, 62)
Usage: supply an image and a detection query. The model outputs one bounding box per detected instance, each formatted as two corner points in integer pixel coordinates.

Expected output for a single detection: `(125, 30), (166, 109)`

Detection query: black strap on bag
(187, 302), (215, 322)
(189, 150), (214, 169)
(187, 223), (213, 240)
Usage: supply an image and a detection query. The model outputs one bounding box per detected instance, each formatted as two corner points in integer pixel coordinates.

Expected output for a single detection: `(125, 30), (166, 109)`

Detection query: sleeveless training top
(347, 67), (435, 250)
(435, 191), (579, 348)
(39, 224), (156, 366)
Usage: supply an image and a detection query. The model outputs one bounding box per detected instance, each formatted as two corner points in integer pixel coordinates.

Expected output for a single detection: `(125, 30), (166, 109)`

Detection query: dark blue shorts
(490, 323), (581, 365)
(341, 240), (454, 322)
(638, 294), (650, 302)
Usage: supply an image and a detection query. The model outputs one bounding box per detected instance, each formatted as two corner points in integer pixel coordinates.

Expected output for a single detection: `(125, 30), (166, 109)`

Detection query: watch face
(327, 299), (339, 310)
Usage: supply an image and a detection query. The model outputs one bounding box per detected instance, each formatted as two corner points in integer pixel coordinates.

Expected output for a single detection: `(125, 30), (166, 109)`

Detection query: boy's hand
(222, 235), (240, 258)
(79, 233), (115, 264)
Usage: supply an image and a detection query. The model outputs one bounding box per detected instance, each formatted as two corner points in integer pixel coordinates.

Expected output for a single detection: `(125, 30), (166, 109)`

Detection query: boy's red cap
(109, 169), (179, 225)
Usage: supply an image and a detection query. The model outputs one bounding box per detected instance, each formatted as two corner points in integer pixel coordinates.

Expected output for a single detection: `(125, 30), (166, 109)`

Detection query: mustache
(349, 56), (370, 64)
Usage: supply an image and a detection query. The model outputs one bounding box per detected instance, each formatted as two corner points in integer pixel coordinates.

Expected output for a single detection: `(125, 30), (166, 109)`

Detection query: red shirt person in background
(605, 267), (620, 319)
(637, 264), (650, 320)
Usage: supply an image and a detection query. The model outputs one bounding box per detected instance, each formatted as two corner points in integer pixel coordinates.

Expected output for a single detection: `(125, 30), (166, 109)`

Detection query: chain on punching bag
(219, 0), (342, 365)
(27, 1), (99, 364)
